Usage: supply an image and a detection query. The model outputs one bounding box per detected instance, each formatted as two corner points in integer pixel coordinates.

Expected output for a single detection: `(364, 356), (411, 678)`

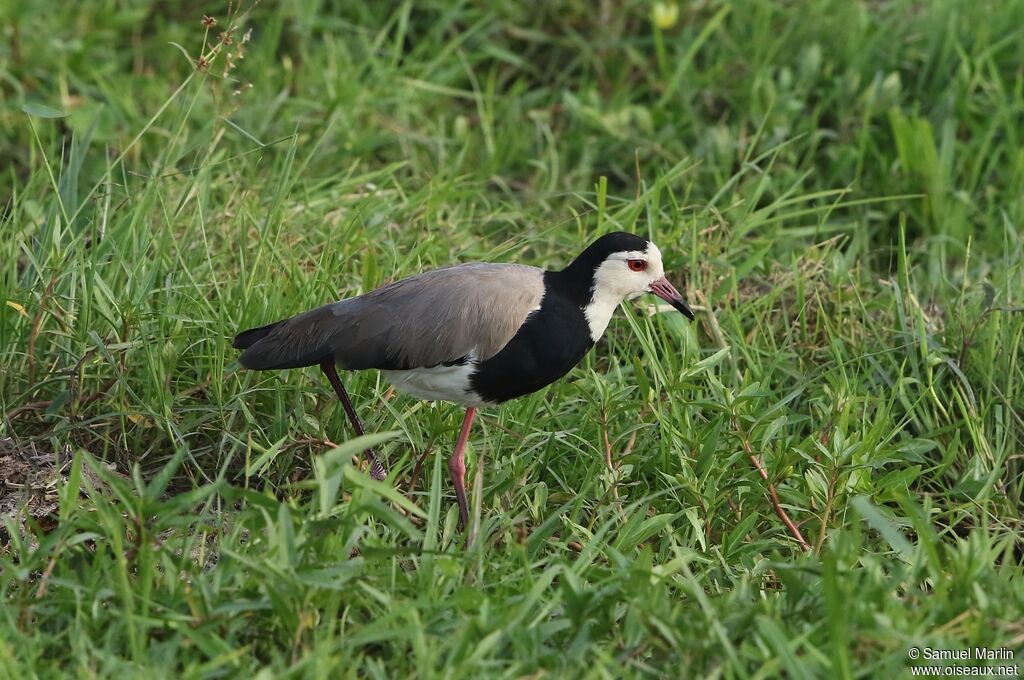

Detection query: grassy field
(2, 0), (1023, 676)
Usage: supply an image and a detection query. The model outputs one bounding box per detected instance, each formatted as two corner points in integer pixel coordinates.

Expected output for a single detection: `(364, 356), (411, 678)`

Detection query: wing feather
(237, 263), (545, 371)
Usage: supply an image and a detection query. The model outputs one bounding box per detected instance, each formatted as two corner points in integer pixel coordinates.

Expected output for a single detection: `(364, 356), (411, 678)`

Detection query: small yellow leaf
(126, 413), (153, 428)
(5, 300), (28, 318)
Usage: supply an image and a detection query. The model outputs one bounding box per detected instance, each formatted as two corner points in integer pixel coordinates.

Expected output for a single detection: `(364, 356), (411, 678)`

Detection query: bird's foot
(366, 449), (388, 481)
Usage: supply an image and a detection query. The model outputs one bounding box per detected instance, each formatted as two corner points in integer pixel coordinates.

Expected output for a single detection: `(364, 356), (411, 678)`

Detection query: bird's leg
(448, 406), (477, 530)
(319, 360), (387, 481)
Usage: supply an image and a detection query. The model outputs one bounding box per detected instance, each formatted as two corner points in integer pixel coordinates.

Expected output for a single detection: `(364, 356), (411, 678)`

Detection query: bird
(233, 232), (695, 529)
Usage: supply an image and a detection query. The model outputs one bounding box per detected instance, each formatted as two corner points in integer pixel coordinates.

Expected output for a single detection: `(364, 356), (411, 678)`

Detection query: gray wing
(236, 263), (545, 371)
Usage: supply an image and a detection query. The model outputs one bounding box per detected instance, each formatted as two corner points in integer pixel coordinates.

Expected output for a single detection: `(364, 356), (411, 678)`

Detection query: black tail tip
(232, 321), (281, 350)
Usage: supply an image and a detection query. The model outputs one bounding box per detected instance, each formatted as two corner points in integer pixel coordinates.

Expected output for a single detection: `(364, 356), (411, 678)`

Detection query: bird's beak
(649, 277), (695, 320)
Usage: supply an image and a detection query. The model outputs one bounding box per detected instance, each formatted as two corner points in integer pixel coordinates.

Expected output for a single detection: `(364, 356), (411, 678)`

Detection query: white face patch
(582, 241), (666, 341)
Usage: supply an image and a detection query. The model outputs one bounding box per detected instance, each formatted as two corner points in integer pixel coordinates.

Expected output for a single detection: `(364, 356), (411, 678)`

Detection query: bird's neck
(581, 289), (621, 341)
(546, 267), (621, 342)
(546, 266), (592, 305)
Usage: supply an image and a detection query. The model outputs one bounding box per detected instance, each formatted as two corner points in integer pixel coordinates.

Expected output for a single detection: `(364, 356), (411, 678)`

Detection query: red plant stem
(734, 418), (812, 552)
(747, 453), (812, 552)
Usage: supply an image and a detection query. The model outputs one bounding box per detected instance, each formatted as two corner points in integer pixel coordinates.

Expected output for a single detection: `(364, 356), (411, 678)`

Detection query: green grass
(2, 0), (1023, 676)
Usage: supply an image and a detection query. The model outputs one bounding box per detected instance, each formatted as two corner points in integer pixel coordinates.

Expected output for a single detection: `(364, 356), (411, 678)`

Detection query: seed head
(651, 2), (679, 30)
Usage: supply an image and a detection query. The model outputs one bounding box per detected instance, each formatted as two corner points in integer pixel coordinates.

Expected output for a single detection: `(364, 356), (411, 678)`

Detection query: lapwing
(233, 232), (695, 529)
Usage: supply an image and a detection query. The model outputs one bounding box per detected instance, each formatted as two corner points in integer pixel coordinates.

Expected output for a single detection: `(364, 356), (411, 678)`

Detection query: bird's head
(564, 232), (695, 320)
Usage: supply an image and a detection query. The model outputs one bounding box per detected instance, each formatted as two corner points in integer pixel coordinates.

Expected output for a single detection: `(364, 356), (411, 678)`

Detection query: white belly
(381, 363), (488, 407)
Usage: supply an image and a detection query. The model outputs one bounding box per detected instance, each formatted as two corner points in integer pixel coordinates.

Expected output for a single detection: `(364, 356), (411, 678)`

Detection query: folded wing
(234, 263), (545, 371)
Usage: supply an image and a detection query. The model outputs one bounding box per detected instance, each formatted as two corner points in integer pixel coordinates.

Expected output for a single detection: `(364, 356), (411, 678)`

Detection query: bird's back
(234, 263), (545, 371)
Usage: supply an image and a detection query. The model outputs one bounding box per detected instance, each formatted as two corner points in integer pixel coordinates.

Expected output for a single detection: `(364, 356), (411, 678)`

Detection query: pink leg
(448, 407), (477, 529)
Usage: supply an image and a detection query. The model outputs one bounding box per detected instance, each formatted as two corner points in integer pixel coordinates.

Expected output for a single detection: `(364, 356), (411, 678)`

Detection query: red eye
(627, 259), (647, 272)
